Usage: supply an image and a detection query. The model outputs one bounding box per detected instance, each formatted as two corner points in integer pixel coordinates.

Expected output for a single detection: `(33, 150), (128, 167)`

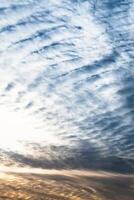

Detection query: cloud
(0, 0), (134, 172)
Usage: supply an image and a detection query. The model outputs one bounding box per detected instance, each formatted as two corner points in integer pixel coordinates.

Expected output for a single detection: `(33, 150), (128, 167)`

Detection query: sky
(0, 0), (134, 172)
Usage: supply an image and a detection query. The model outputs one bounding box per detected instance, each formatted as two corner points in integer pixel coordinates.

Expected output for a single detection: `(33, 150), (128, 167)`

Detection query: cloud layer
(0, 0), (134, 172)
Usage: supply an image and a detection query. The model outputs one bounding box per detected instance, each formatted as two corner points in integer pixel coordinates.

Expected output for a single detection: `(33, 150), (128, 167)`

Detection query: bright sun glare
(0, 105), (42, 151)
(0, 105), (61, 153)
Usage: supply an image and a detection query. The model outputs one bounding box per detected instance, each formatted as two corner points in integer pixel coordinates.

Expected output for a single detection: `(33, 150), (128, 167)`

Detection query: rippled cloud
(0, 0), (134, 172)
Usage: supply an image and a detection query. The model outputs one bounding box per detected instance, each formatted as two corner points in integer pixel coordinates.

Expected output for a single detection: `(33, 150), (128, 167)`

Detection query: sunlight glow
(0, 105), (63, 153)
(0, 106), (37, 150)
